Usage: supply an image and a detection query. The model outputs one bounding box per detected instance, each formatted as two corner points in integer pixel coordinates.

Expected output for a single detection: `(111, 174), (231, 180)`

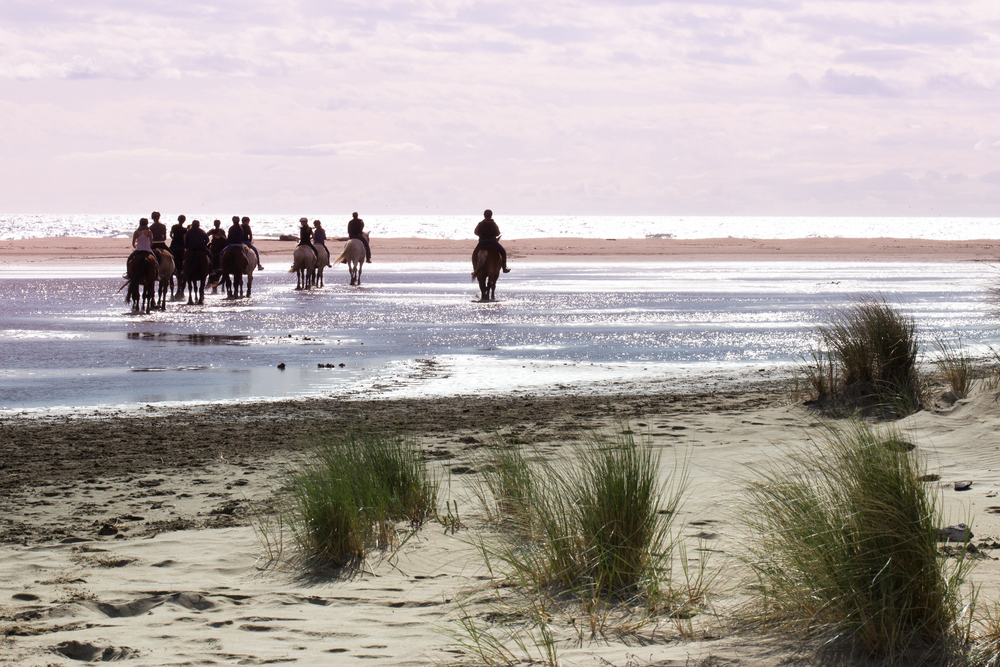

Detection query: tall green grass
(806, 296), (920, 415)
(933, 337), (974, 399)
(457, 429), (701, 664)
(285, 428), (438, 568)
(744, 421), (975, 660)
(478, 429), (683, 596)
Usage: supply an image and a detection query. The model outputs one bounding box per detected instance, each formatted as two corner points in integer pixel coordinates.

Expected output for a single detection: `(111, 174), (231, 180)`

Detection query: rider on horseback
(298, 217), (318, 260)
(169, 214), (187, 274)
(474, 209), (510, 273)
(241, 216), (264, 271)
(184, 219), (210, 261)
(313, 220), (332, 267)
(347, 212), (371, 263)
(128, 218), (158, 269)
(149, 211), (168, 251)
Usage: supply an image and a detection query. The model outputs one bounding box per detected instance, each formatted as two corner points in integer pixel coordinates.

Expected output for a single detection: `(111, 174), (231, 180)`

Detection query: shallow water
(0, 261), (996, 413)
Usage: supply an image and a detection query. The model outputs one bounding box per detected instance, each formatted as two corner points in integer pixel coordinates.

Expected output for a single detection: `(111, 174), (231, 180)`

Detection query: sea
(1, 215), (998, 415)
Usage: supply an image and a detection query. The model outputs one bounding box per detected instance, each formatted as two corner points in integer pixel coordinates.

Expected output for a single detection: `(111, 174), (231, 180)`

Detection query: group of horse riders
(129, 207), (511, 278)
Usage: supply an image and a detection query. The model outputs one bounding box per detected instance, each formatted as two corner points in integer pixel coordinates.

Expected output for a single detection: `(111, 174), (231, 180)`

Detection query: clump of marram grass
(456, 429), (701, 665)
(933, 337), (974, 399)
(480, 429), (682, 595)
(805, 295), (920, 416)
(285, 428), (437, 569)
(743, 421), (976, 662)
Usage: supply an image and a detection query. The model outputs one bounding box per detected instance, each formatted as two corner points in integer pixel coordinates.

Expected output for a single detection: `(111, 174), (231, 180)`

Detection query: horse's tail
(332, 248), (349, 265)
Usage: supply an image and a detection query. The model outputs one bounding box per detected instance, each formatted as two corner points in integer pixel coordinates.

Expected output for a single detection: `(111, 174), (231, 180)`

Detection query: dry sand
(2, 384), (1000, 666)
(3, 238), (1000, 664)
(1, 235), (1000, 268)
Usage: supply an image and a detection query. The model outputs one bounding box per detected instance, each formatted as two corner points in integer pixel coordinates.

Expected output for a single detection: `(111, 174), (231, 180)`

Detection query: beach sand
(3, 381), (1000, 665)
(1, 235), (999, 267)
(3, 239), (1000, 664)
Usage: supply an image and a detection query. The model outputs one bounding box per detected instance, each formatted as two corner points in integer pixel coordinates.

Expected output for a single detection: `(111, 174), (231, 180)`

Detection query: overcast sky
(1, 0), (999, 216)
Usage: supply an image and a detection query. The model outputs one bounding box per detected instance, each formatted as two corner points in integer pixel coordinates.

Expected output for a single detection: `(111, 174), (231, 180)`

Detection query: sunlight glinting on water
(0, 260), (996, 412)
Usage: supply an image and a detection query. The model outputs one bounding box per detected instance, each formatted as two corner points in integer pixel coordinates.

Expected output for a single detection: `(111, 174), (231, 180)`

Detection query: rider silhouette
(474, 209), (510, 273)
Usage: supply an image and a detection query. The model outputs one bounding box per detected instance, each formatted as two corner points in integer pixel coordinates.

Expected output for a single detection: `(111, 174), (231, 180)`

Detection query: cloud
(820, 69), (897, 96)
(247, 141), (425, 158)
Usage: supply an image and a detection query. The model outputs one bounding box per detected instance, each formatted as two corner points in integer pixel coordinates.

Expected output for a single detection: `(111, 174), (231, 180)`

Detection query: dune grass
(806, 295), (921, 416)
(932, 337), (974, 399)
(743, 421), (975, 661)
(457, 428), (700, 664)
(284, 428), (438, 569)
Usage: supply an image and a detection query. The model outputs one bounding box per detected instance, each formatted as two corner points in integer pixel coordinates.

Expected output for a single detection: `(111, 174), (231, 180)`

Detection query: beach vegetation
(804, 295), (920, 417)
(933, 337), (974, 400)
(283, 428), (438, 569)
(743, 420), (976, 662)
(455, 428), (705, 664)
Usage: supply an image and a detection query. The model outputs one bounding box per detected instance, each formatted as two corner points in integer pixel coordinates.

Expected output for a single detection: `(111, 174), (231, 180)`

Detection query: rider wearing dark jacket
(298, 218), (318, 259)
(347, 212), (371, 263)
(227, 216), (245, 246)
(169, 214), (187, 271)
(240, 216), (263, 270)
(474, 209), (510, 272)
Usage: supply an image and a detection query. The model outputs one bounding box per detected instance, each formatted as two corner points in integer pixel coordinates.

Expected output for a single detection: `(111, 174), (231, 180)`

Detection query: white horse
(289, 245), (316, 290)
(153, 248), (174, 310)
(333, 232), (368, 286)
(242, 245), (256, 297)
(314, 244), (330, 288)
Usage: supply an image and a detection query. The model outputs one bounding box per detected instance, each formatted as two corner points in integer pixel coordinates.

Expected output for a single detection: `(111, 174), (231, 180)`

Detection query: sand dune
(3, 385), (1000, 665)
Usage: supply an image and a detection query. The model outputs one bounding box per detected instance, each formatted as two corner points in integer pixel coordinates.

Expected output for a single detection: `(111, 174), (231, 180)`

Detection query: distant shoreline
(1, 236), (999, 265)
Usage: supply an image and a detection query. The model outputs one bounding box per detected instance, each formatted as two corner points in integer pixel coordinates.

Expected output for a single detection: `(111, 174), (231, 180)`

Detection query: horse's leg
(246, 273), (253, 298)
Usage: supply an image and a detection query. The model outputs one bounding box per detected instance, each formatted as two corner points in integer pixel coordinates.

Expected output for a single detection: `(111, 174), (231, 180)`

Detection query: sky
(1, 1), (999, 216)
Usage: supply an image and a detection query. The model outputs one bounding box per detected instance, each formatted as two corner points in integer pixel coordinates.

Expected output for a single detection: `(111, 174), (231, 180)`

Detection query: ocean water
(1, 214), (999, 242)
(1, 260), (996, 414)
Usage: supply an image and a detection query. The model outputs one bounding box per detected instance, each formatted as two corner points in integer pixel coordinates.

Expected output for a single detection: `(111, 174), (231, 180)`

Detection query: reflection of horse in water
(126, 253), (158, 313)
(472, 245), (501, 302)
(154, 248), (174, 311)
(183, 250), (212, 305)
(334, 232), (368, 286)
(290, 245), (316, 290)
(314, 244), (330, 287)
(221, 245), (249, 298)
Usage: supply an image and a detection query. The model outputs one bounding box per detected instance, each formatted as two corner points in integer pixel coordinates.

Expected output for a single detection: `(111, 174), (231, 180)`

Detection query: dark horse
(471, 245), (502, 302)
(208, 235), (227, 294)
(221, 245), (249, 299)
(126, 253), (158, 313)
(183, 249), (212, 305)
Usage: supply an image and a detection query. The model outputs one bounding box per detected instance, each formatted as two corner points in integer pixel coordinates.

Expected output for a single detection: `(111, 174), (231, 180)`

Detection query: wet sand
(2, 235), (999, 268)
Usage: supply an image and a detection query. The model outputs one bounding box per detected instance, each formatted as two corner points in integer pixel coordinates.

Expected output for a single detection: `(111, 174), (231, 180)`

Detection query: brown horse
(221, 245), (249, 298)
(126, 253), (158, 313)
(208, 234), (227, 294)
(472, 245), (502, 302)
(183, 249), (212, 305)
(333, 233), (367, 286)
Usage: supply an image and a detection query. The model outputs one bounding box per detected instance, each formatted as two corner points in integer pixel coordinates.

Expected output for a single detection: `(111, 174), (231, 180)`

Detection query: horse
(472, 244), (502, 302)
(289, 245), (317, 290)
(241, 244), (256, 298)
(169, 242), (185, 300)
(125, 252), (158, 313)
(314, 244), (330, 288)
(333, 233), (368, 286)
(153, 248), (174, 310)
(208, 235), (227, 294)
(183, 249), (212, 305)
(221, 245), (249, 298)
